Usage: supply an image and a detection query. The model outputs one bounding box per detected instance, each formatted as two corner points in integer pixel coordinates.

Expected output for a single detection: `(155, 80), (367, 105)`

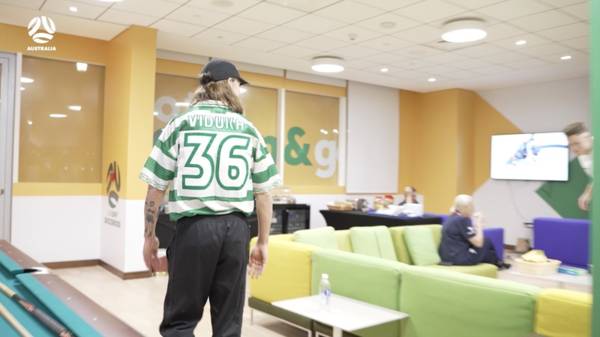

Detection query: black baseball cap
(200, 59), (248, 85)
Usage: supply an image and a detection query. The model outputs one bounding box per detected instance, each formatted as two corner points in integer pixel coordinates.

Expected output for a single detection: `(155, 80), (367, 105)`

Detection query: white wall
(12, 196), (101, 263)
(475, 77), (589, 245)
(101, 198), (146, 273)
(346, 81), (399, 193)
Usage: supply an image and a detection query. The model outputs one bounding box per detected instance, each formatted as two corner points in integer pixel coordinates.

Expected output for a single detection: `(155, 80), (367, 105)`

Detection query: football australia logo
(106, 161), (121, 209)
(26, 16), (57, 51)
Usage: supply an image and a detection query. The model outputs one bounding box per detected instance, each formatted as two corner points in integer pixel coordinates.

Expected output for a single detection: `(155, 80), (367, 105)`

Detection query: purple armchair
(533, 217), (590, 269)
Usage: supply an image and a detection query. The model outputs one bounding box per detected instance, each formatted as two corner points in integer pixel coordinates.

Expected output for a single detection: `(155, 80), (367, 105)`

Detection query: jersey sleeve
(251, 130), (281, 193)
(139, 123), (179, 191)
(459, 217), (477, 239)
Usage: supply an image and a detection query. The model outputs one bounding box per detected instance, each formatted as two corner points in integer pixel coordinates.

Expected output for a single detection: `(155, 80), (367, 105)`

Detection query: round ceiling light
(311, 56), (345, 73)
(441, 18), (487, 43)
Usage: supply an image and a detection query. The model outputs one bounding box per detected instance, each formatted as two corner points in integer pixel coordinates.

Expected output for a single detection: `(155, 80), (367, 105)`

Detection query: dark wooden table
(320, 210), (444, 230)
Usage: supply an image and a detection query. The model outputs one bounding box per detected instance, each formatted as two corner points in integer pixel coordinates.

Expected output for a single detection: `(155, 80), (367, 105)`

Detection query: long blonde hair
(190, 74), (244, 114)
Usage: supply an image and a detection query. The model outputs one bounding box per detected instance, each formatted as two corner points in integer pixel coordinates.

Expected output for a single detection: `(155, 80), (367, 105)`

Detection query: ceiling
(0, 0), (590, 92)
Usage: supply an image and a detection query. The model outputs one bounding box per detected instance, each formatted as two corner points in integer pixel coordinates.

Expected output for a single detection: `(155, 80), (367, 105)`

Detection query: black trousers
(160, 213), (249, 337)
(467, 237), (500, 265)
(449, 237), (500, 266)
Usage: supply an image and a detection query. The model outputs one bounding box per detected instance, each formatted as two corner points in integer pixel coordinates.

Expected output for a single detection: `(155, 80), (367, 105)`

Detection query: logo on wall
(104, 161), (122, 227)
(26, 16), (57, 52)
(106, 161), (121, 208)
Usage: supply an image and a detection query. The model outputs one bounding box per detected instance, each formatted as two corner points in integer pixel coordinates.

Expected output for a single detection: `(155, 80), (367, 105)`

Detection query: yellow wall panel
(0, 23), (108, 64)
(241, 86), (278, 156)
(284, 78), (346, 97)
(156, 58), (202, 78)
(19, 57), (104, 183)
(12, 183), (101, 196)
(398, 90), (419, 192)
(153, 73), (198, 131)
(413, 90), (460, 213)
(284, 91), (340, 189)
(102, 26), (157, 199)
(241, 71), (284, 89)
(456, 89), (475, 194)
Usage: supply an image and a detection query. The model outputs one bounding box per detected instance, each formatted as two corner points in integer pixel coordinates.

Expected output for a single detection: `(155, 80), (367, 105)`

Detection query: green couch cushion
(350, 226), (398, 261)
(403, 227), (441, 266)
(293, 226), (338, 249)
(335, 230), (353, 252)
(400, 268), (540, 337)
(311, 249), (409, 337)
(389, 225), (442, 264)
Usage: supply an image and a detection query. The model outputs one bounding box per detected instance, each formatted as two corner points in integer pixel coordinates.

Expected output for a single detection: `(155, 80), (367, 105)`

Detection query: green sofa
(248, 225), (590, 337)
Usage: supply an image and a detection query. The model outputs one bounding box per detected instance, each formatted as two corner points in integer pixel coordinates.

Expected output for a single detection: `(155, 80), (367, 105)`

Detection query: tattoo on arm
(144, 200), (157, 238)
(143, 186), (166, 238)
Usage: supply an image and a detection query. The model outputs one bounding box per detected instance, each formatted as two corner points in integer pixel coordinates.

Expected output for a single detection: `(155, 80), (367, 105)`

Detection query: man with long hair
(140, 59), (280, 337)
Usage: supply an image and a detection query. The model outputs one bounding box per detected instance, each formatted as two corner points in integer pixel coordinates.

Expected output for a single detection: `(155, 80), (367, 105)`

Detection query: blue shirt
(439, 214), (477, 263)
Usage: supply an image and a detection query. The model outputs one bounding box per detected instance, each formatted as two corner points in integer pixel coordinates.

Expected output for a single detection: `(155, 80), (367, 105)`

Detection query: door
(0, 52), (17, 241)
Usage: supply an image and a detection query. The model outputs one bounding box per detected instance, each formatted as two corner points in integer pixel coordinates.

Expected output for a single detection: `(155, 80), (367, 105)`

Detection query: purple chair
(483, 228), (504, 261)
(533, 217), (590, 269)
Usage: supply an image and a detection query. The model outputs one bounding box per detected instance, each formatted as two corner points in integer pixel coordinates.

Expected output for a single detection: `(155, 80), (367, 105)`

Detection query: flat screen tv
(490, 132), (569, 181)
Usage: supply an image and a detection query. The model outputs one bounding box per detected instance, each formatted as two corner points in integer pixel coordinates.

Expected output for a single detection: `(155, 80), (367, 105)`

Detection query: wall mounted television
(490, 132), (569, 181)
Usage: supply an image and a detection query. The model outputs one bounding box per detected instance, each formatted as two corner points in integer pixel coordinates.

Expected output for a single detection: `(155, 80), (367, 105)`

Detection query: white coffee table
(507, 270), (592, 289)
(273, 294), (408, 337)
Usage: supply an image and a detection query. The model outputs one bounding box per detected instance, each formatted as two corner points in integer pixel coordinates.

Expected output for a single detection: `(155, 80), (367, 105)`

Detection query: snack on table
(327, 201), (353, 211)
(521, 249), (549, 263)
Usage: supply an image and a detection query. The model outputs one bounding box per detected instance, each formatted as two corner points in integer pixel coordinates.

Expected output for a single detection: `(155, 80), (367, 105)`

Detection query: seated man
(399, 185), (419, 205)
(439, 195), (508, 269)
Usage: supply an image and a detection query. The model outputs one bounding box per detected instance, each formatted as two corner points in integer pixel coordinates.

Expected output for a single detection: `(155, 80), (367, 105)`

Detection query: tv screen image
(490, 132), (569, 181)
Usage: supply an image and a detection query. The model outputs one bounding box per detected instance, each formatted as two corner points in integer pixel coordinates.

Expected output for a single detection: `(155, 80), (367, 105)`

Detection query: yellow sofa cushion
(427, 263), (497, 278)
(535, 288), (592, 337)
(249, 238), (315, 303)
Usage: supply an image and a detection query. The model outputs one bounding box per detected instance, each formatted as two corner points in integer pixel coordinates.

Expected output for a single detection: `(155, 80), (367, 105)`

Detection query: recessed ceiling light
(560, 55), (572, 60)
(27, 120), (33, 126)
(49, 113), (67, 119)
(175, 102), (190, 107)
(380, 21), (397, 29)
(380, 67), (389, 73)
(20, 77), (34, 83)
(311, 56), (344, 73)
(69, 6), (78, 12)
(76, 62), (88, 72)
(68, 105), (82, 111)
(441, 18), (487, 43)
(97, 0), (124, 2)
(427, 77), (437, 83)
(515, 39), (527, 46)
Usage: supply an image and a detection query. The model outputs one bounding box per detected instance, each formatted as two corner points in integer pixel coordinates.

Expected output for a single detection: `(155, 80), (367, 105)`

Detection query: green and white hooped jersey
(140, 100), (281, 220)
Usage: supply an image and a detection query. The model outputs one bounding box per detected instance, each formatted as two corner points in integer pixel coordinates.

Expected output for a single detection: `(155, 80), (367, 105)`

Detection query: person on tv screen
(564, 122), (593, 211)
(439, 195), (509, 269)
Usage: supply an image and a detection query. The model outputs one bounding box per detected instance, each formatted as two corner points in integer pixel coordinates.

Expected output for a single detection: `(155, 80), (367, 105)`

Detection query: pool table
(0, 240), (143, 337)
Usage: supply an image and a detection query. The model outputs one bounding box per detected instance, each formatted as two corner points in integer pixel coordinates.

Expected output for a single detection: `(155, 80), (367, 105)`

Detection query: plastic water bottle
(319, 273), (332, 307)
